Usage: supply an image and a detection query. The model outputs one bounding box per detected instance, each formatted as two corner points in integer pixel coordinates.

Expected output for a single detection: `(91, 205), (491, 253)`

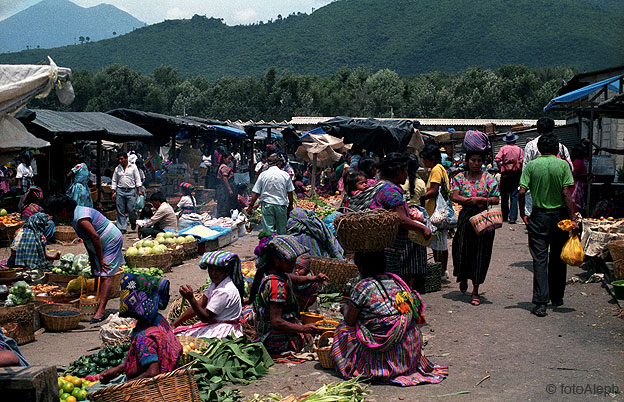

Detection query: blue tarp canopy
(254, 129), (283, 140)
(544, 75), (624, 111)
(210, 124), (247, 139)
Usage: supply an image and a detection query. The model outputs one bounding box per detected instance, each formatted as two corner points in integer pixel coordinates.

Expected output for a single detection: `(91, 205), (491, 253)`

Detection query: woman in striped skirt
(330, 251), (447, 386)
(451, 151), (500, 306)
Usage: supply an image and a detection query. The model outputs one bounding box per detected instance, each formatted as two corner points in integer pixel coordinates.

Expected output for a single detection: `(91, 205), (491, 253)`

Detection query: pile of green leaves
(249, 377), (367, 402)
(122, 266), (164, 277)
(188, 336), (273, 402)
(317, 292), (342, 308)
(64, 342), (130, 378)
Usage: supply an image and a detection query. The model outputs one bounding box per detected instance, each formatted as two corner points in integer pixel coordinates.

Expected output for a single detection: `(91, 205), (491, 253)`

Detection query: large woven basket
(108, 269), (125, 298)
(125, 252), (173, 273)
(316, 331), (334, 369)
(79, 295), (100, 322)
(88, 367), (201, 402)
(37, 303), (82, 331)
(608, 240), (624, 262)
(0, 303), (35, 345)
(177, 335), (211, 365)
(422, 262), (442, 294)
(167, 245), (185, 266)
(1, 322), (18, 339)
(334, 209), (400, 252)
(310, 257), (359, 295)
(167, 289), (204, 325)
(182, 241), (198, 259)
(55, 225), (78, 242)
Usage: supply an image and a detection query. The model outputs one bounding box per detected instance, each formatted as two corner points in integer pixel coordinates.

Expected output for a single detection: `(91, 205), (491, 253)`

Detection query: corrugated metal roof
(288, 116), (566, 127)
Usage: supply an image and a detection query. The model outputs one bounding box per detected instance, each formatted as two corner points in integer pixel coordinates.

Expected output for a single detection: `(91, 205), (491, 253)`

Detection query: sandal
(459, 281), (468, 294)
(471, 294), (481, 306)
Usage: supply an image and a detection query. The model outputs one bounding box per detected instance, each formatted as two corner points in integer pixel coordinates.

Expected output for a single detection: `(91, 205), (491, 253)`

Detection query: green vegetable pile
(65, 342), (130, 378)
(52, 253), (90, 275)
(5, 281), (34, 306)
(248, 377), (367, 402)
(122, 265), (164, 277)
(187, 336), (273, 402)
(315, 207), (336, 218)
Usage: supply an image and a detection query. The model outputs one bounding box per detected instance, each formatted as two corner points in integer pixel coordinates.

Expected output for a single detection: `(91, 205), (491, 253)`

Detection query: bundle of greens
(187, 336), (273, 402)
(5, 281), (35, 306)
(52, 253), (90, 275)
(248, 377), (368, 402)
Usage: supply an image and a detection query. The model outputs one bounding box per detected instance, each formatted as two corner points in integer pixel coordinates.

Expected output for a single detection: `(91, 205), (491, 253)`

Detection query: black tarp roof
(17, 109), (152, 142)
(320, 117), (414, 155)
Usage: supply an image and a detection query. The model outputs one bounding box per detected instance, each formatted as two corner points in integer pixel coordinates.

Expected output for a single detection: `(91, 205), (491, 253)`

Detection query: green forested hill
(1, 0), (622, 78)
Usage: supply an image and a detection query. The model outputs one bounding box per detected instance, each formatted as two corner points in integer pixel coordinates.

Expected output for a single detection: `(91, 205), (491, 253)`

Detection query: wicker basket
(46, 273), (80, 285)
(88, 367), (201, 402)
(55, 225), (78, 242)
(608, 240), (624, 262)
(124, 252), (173, 273)
(316, 331), (334, 369)
(310, 257), (359, 295)
(416, 262), (441, 294)
(177, 335), (211, 365)
(167, 289), (204, 325)
(0, 268), (16, 279)
(37, 303), (82, 331)
(108, 269), (124, 299)
(182, 241), (198, 259)
(79, 295), (100, 322)
(0, 303), (35, 345)
(614, 260), (624, 281)
(1, 322), (18, 339)
(334, 209), (400, 252)
(167, 245), (185, 266)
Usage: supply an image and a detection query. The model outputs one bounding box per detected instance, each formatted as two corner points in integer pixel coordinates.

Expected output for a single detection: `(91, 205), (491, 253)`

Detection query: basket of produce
(88, 367), (201, 402)
(124, 240), (173, 273)
(334, 209), (400, 252)
(49, 253), (92, 278)
(38, 303), (82, 331)
(608, 240), (624, 262)
(310, 257), (359, 295)
(31, 283), (75, 304)
(0, 213), (23, 239)
(0, 301), (35, 345)
(1, 322), (18, 339)
(99, 313), (136, 347)
(177, 335), (211, 365)
(65, 341), (131, 378)
(56, 225), (78, 242)
(167, 289), (204, 325)
(315, 331), (334, 369)
(122, 266), (164, 277)
(301, 312), (324, 325)
(166, 244), (185, 266)
(0, 268), (16, 279)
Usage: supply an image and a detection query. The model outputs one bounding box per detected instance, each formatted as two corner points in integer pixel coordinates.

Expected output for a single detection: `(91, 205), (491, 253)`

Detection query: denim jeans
(115, 187), (137, 232)
(500, 173), (520, 222)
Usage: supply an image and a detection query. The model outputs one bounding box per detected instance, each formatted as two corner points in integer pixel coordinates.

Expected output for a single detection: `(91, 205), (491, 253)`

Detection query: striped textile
(180, 182), (193, 190)
(451, 207), (495, 285)
(463, 130), (490, 152)
(21, 203), (42, 219)
(199, 251), (244, 295)
(330, 321), (447, 386)
(385, 232), (428, 279)
(269, 235), (308, 263)
(14, 213), (48, 269)
(287, 208), (344, 259)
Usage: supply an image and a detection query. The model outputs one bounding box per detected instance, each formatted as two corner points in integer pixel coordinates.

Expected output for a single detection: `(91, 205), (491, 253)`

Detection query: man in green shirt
(519, 134), (577, 317)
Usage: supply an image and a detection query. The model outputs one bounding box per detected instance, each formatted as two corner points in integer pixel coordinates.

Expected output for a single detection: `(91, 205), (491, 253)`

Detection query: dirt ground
(7, 224), (624, 401)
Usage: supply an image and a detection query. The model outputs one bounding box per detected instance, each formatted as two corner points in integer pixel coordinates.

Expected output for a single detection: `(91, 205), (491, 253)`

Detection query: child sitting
(173, 251), (245, 338)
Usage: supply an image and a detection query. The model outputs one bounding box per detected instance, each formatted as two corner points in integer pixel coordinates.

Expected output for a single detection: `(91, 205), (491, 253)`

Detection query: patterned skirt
(330, 321), (448, 386)
(451, 208), (495, 285)
(241, 305), (306, 356)
(385, 232), (427, 279)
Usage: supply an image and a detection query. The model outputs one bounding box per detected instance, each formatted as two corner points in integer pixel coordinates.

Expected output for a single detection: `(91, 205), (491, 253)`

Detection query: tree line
(30, 64), (576, 121)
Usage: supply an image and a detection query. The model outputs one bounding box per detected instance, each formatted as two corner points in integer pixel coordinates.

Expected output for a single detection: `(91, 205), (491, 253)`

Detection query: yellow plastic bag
(560, 235), (584, 266)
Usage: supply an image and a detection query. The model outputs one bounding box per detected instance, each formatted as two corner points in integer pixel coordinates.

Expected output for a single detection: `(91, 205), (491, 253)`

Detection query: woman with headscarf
(216, 152), (237, 217)
(177, 182), (198, 231)
(173, 251), (245, 338)
(365, 153), (432, 289)
(45, 195), (124, 323)
(19, 186), (55, 241)
(0, 327), (29, 367)
(246, 235), (325, 355)
(13, 212), (60, 269)
(66, 155), (93, 208)
(98, 273), (182, 384)
(330, 251), (447, 386)
(287, 208), (344, 259)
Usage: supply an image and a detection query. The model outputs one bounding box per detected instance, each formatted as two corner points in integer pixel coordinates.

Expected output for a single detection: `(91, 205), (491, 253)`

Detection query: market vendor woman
(45, 195), (124, 323)
(246, 235), (327, 355)
(97, 273), (182, 384)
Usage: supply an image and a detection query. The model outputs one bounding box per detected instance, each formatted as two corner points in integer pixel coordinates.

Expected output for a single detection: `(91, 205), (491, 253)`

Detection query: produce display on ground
(51, 253), (91, 276)
(58, 375), (97, 402)
(0, 211), (22, 227)
(247, 377), (367, 402)
(120, 265), (164, 277)
(125, 233), (196, 257)
(186, 336), (274, 402)
(295, 197), (338, 218)
(5, 280), (34, 306)
(31, 283), (67, 297)
(64, 342), (131, 378)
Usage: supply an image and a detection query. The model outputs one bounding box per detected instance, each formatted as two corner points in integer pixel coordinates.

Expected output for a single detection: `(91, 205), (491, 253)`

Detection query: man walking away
(247, 154), (294, 235)
(111, 152), (142, 234)
(519, 135), (577, 317)
(495, 132), (524, 223)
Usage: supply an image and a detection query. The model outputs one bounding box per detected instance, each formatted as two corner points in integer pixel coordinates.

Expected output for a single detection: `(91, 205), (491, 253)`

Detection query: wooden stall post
(96, 138), (102, 201)
(311, 153), (317, 197)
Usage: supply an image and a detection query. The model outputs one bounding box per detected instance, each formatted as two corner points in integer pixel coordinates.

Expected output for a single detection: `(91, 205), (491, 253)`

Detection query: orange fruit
(64, 375), (74, 382)
(66, 396), (77, 402)
(71, 377), (82, 387)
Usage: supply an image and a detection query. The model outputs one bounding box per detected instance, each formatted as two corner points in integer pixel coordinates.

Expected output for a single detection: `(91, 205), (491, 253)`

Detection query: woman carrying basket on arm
(45, 195), (124, 323)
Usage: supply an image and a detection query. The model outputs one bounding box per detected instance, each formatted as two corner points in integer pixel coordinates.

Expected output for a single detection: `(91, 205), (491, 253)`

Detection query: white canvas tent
(0, 57), (74, 161)
(295, 133), (347, 195)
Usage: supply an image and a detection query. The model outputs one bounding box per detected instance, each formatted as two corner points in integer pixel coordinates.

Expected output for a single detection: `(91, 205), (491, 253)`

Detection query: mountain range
(0, 0), (144, 53)
(0, 0), (622, 78)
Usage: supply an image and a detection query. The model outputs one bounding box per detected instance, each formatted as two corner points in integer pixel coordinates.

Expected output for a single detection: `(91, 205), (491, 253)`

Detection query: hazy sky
(0, 0), (333, 24)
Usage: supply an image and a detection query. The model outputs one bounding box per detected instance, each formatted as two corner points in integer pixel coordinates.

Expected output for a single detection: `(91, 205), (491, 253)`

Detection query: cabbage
(7, 281), (34, 306)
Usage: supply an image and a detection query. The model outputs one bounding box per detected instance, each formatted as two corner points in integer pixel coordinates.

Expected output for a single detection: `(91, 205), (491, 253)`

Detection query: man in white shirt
(139, 192), (177, 238)
(112, 152), (142, 233)
(246, 154), (294, 234)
